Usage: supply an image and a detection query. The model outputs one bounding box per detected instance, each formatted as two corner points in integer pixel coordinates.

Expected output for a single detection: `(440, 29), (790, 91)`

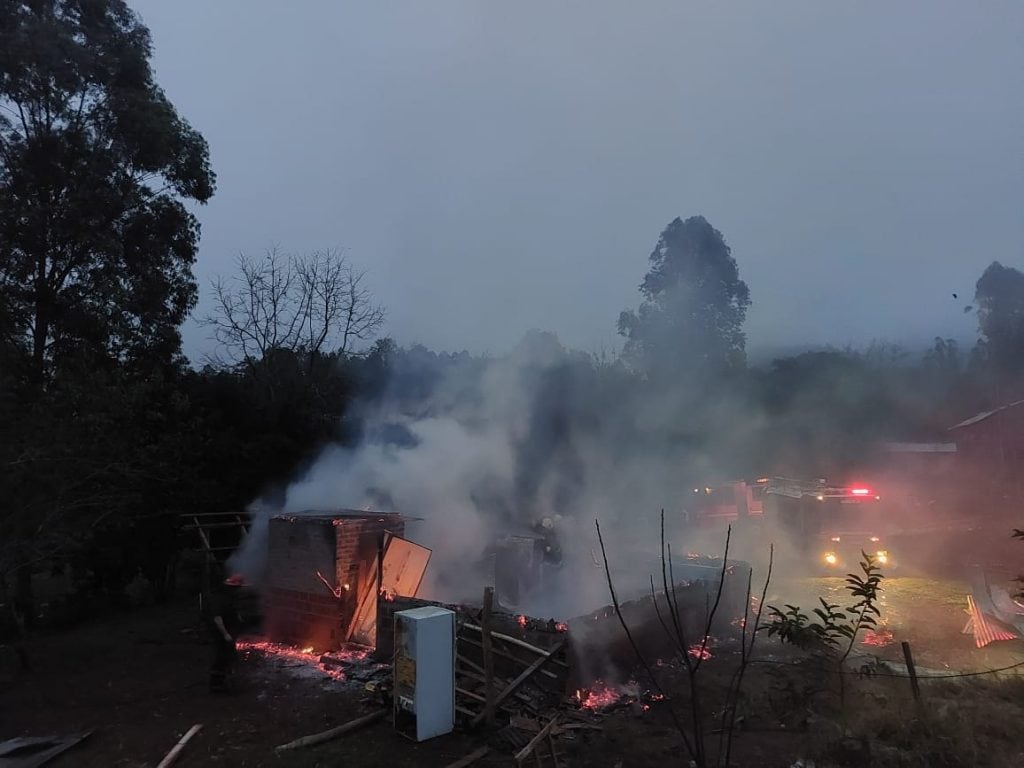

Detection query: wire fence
(749, 655), (1024, 680)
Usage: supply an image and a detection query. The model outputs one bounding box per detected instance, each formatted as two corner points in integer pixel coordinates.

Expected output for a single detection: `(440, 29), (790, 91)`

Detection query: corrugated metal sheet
(964, 595), (1018, 648)
(949, 399), (1024, 430)
(883, 442), (957, 453)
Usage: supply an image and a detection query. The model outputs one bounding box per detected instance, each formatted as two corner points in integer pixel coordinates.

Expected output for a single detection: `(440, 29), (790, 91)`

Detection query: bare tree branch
(205, 246), (384, 367)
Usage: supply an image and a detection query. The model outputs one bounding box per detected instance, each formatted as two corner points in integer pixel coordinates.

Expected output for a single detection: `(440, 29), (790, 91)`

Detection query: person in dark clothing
(202, 574), (242, 693)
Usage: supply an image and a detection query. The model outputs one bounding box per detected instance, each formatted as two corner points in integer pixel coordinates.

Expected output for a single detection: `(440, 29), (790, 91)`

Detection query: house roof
(883, 442), (957, 453)
(272, 509), (422, 523)
(949, 399), (1024, 431)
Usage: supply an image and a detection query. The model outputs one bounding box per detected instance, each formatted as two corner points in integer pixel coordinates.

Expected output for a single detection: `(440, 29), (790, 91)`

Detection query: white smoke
(232, 331), (754, 617)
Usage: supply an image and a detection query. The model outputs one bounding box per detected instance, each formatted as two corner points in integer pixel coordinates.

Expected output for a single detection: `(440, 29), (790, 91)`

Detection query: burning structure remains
(263, 511), (428, 651)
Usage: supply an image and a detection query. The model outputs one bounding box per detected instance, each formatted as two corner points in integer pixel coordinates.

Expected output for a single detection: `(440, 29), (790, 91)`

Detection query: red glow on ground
(554, 621), (568, 632)
(688, 643), (713, 661)
(575, 681), (666, 712)
(517, 615), (528, 629)
(237, 638), (369, 681)
(861, 628), (895, 647)
(576, 681), (622, 710)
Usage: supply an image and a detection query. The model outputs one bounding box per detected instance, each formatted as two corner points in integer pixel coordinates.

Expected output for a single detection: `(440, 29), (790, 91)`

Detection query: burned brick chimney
(264, 511), (406, 651)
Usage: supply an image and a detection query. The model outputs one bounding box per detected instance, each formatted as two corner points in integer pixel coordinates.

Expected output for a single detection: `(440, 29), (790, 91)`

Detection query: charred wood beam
(471, 638), (567, 728)
(461, 624), (569, 667)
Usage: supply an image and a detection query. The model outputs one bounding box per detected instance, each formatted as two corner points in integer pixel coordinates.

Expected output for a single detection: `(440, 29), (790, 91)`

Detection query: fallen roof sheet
(883, 442), (957, 453)
(949, 399), (1024, 430)
(0, 732), (92, 768)
(963, 595), (1019, 648)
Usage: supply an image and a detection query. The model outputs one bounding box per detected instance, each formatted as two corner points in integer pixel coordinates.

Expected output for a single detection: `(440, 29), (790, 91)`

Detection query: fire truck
(760, 477), (891, 570)
(686, 477), (892, 571)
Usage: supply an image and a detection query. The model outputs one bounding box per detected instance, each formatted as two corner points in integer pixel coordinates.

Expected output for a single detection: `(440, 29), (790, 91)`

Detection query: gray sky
(130, 0), (1024, 362)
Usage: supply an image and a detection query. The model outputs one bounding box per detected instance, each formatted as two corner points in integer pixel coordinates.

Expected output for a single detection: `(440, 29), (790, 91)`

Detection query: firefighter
(203, 572), (243, 693)
(536, 516), (564, 567)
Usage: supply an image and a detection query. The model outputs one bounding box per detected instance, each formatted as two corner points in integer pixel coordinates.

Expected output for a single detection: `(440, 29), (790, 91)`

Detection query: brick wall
(264, 513), (405, 651)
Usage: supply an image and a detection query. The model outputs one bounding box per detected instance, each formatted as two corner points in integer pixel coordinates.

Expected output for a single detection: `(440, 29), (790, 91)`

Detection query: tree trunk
(14, 562), (34, 629)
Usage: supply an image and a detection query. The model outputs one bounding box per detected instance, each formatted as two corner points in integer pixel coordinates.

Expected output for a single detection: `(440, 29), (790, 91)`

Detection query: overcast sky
(130, 1), (1024, 362)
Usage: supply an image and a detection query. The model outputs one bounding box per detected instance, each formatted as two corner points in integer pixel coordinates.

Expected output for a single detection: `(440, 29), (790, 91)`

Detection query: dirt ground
(0, 600), (484, 767)
(3, 575), (1023, 767)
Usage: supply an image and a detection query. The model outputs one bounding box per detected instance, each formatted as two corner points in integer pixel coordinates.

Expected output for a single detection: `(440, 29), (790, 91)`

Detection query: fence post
(482, 586), (495, 726)
(901, 641), (922, 703)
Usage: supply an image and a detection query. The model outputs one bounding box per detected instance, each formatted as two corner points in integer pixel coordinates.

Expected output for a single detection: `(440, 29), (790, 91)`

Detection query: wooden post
(471, 638), (567, 727)
(275, 709), (387, 751)
(156, 724), (203, 768)
(901, 641), (922, 702)
(482, 586), (495, 726)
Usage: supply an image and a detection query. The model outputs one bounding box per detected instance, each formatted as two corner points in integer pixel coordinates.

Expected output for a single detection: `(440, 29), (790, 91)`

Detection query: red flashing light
(850, 488), (871, 496)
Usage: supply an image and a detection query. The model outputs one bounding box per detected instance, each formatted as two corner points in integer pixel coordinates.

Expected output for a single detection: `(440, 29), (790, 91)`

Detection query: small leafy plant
(764, 552), (884, 710)
(765, 551), (883, 656)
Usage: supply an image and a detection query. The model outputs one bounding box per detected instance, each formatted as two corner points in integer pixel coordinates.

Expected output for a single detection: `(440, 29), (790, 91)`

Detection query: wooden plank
(457, 653), (487, 675)
(443, 746), (490, 768)
(482, 587), (496, 727)
(514, 716), (559, 765)
(458, 668), (511, 688)
(459, 636), (560, 680)
(547, 731), (560, 768)
(181, 521), (249, 530)
(461, 624), (569, 667)
(156, 724), (203, 768)
(275, 710), (387, 752)
(0, 732), (92, 768)
(192, 516), (216, 563)
(456, 686), (488, 704)
(472, 638), (567, 727)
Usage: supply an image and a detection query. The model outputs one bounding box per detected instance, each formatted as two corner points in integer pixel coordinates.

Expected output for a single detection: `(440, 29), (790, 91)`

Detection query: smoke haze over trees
(618, 216), (750, 382)
(1, 1), (1023, 624)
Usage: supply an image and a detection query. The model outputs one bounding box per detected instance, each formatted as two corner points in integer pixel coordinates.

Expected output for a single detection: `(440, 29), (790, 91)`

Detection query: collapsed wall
(566, 558), (751, 687)
(264, 512), (406, 650)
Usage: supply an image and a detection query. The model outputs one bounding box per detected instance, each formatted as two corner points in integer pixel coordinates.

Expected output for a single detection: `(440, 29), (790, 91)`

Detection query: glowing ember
(576, 680), (622, 710)
(862, 628), (895, 647)
(236, 639), (369, 681)
(517, 615), (528, 629)
(688, 643), (712, 661)
(575, 681), (665, 712)
(555, 621), (568, 632)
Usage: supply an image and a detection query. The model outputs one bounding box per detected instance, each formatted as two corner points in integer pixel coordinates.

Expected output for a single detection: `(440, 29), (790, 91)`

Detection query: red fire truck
(686, 477), (892, 571)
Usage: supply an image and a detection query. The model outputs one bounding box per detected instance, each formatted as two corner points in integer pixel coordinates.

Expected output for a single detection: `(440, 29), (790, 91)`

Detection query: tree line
(2, 1), (1022, 622)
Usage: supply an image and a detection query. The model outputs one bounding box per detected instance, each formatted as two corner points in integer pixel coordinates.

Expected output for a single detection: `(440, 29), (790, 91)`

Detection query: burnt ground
(3, 576), (1024, 768)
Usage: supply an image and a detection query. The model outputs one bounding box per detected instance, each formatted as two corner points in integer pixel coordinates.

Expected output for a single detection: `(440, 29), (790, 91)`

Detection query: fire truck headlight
(875, 550), (888, 565)
(824, 552), (838, 566)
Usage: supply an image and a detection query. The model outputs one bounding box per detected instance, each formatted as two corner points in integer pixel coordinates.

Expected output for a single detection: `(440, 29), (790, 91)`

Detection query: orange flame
(576, 680), (621, 710)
